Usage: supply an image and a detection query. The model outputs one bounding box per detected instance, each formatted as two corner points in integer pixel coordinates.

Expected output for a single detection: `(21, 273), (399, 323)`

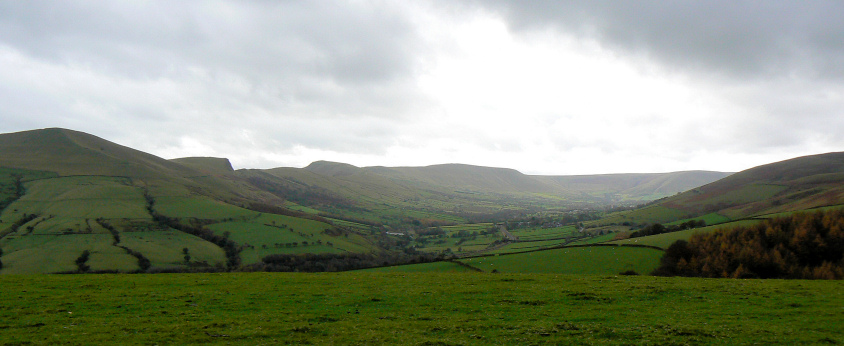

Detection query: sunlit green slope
(0, 129), (377, 273)
(599, 152), (844, 228)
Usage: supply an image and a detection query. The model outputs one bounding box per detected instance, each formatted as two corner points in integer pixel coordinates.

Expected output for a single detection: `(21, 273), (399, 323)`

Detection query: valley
(0, 128), (735, 274)
(0, 127), (843, 345)
(0, 128), (842, 278)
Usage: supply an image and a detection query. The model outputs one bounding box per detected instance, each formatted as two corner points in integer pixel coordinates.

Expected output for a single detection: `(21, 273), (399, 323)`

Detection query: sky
(1, 1), (843, 175)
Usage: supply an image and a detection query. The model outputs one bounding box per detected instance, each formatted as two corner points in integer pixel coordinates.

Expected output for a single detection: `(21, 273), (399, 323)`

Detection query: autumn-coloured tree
(654, 209), (844, 279)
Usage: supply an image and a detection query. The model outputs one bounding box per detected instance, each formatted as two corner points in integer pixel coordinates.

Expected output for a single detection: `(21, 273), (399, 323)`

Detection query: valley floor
(0, 273), (841, 345)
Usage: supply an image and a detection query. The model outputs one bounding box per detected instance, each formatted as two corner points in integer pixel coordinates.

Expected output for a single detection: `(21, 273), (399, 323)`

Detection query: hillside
(170, 157), (235, 175)
(0, 129), (378, 274)
(0, 128), (734, 273)
(367, 163), (568, 195)
(539, 171), (731, 202)
(666, 152), (844, 218)
(0, 128), (196, 178)
(253, 161), (729, 225)
(598, 152), (844, 228)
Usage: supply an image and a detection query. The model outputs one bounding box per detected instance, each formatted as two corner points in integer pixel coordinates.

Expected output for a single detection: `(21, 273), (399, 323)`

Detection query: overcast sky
(1, 1), (843, 175)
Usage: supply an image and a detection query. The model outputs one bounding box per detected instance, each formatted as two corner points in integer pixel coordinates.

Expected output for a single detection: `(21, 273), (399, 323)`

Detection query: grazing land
(0, 273), (840, 345)
(458, 246), (663, 274)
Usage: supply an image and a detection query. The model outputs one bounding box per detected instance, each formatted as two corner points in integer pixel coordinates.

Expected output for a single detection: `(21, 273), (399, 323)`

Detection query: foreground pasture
(1, 273), (841, 345)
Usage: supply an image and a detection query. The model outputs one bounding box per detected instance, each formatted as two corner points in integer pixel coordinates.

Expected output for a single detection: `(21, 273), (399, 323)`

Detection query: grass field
(153, 196), (258, 220)
(610, 220), (764, 249)
(459, 246), (663, 274)
(0, 175), (381, 273)
(358, 261), (477, 273)
(120, 231), (228, 268)
(0, 234), (135, 274)
(413, 223), (503, 255)
(566, 232), (617, 245)
(3, 176), (151, 223)
(665, 212), (731, 227)
(509, 225), (577, 240)
(687, 183), (789, 208)
(0, 273), (840, 345)
(591, 205), (689, 227)
(485, 238), (573, 253)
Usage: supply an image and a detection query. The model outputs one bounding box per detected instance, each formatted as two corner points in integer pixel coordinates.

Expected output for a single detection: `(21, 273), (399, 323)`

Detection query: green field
(610, 220), (764, 249)
(358, 261), (476, 273)
(441, 223), (494, 231)
(592, 205), (689, 227)
(572, 232), (617, 244)
(0, 273), (840, 345)
(153, 196), (258, 220)
(486, 238), (573, 253)
(665, 212), (731, 227)
(0, 174), (380, 273)
(689, 183), (788, 208)
(0, 234), (135, 274)
(413, 223), (503, 255)
(459, 246), (663, 274)
(509, 225), (577, 240)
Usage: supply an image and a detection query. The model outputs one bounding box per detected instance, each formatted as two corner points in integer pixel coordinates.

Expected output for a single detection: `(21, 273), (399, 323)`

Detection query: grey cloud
(475, 0), (844, 157)
(0, 1), (425, 117)
(0, 0), (436, 167)
(476, 1), (844, 81)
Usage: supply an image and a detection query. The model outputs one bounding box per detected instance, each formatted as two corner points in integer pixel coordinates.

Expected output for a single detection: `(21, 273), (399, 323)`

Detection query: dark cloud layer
(0, 1), (431, 163)
(1, 2), (417, 81)
(473, 0), (844, 159)
(482, 1), (844, 80)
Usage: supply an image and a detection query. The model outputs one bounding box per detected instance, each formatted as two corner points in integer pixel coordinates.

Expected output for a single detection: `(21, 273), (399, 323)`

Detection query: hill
(0, 128), (196, 178)
(629, 152), (844, 222)
(596, 152), (844, 248)
(0, 129), (378, 274)
(170, 157), (234, 175)
(367, 163), (568, 195)
(250, 161), (729, 226)
(0, 128), (732, 273)
(665, 152), (844, 218)
(540, 171), (731, 202)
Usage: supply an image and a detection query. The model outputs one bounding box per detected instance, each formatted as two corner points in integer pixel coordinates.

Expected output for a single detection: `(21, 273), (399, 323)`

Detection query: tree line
(254, 252), (440, 272)
(629, 220), (706, 238)
(143, 188), (242, 269)
(653, 209), (844, 279)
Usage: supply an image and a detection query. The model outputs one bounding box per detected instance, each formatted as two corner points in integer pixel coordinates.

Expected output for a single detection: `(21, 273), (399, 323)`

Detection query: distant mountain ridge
(298, 160), (730, 204)
(0, 128), (732, 214)
(540, 170), (733, 202)
(0, 128), (729, 206)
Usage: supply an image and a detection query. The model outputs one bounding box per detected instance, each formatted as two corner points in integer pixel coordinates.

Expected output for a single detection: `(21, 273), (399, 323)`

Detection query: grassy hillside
(538, 170), (731, 202)
(248, 161), (729, 227)
(368, 163), (568, 196)
(170, 157), (234, 174)
(458, 245), (663, 274)
(593, 152), (844, 229)
(0, 128), (194, 178)
(0, 129), (379, 274)
(670, 152), (844, 216)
